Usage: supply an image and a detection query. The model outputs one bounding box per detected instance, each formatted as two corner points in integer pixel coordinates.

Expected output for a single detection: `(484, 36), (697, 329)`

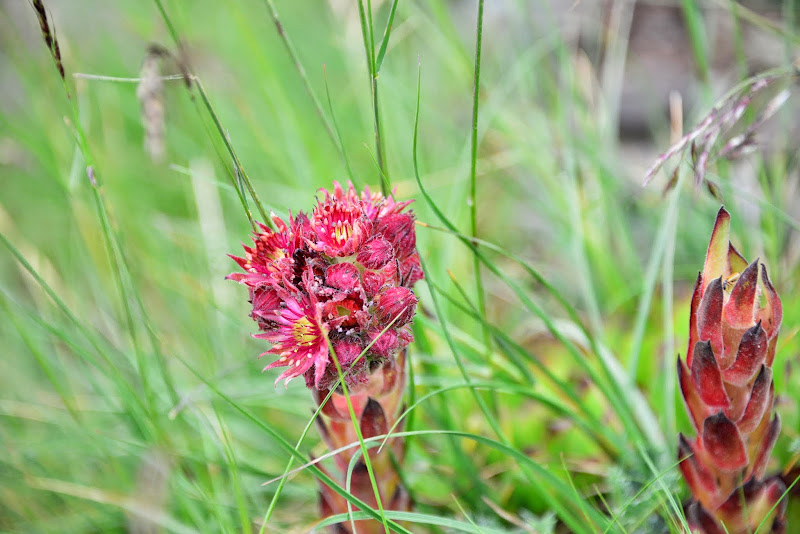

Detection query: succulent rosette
(227, 182), (422, 390)
(678, 207), (787, 534)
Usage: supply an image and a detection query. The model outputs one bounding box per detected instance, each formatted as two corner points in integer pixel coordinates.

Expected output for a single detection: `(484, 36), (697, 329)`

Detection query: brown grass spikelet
(31, 0), (66, 85)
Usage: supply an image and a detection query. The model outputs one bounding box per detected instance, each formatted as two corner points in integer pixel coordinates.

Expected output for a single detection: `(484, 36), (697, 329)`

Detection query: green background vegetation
(2, 0), (800, 532)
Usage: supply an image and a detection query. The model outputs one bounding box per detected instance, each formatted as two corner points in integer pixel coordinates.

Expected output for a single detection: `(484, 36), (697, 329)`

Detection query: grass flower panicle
(678, 207), (787, 534)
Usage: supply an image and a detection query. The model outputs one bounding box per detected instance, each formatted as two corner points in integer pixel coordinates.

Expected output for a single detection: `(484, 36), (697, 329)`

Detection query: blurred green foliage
(2, 0), (800, 532)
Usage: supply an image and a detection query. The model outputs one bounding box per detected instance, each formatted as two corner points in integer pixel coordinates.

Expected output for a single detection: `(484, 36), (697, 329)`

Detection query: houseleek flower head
(678, 207), (786, 534)
(228, 182), (422, 390)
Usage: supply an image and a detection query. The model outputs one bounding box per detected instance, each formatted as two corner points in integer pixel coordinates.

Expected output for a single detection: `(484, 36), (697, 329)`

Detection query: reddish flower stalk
(228, 182), (421, 531)
(678, 207), (787, 533)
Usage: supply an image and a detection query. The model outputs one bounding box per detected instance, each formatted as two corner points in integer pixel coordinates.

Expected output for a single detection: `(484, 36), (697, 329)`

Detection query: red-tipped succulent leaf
(678, 207), (785, 533)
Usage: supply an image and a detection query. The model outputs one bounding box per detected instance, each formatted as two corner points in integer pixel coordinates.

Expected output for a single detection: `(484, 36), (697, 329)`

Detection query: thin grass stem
(261, 0), (347, 162)
(467, 0), (489, 354)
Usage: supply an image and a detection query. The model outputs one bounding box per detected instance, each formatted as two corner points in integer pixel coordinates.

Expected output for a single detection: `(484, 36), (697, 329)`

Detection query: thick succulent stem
(314, 350), (410, 533)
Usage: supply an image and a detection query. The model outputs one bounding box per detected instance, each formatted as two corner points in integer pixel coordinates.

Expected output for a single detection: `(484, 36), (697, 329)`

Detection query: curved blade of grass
(441, 272), (620, 455)
(451, 494), (484, 534)
(0, 236), (154, 439)
(419, 256), (598, 533)
(28, 4), (191, 431)
(151, 0), (270, 230)
(660, 188), (679, 442)
(315, 510), (509, 534)
(214, 409), (251, 534)
(0, 293), (80, 423)
(415, 311), (533, 383)
(418, 220), (660, 451)
(322, 65), (355, 184)
(377, 381), (610, 459)
(263, 380), (606, 487)
(560, 454), (601, 532)
(323, 330), (404, 534)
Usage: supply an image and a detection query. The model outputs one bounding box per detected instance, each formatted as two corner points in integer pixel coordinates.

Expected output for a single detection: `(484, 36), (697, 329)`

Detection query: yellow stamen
(291, 316), (318, 347)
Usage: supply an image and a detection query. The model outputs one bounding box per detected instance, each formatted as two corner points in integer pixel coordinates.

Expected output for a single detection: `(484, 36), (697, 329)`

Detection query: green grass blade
(375, 0), (400, 73)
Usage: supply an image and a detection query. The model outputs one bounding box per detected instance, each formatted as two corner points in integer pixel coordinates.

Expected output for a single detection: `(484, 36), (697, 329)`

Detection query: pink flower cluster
(227, 182), (422, 390)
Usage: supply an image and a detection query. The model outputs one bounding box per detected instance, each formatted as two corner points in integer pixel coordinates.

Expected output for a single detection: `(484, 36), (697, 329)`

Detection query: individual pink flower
(308, 193), (372, 257)
(228, 217), (290, 274)
(257, 297), (329, 387)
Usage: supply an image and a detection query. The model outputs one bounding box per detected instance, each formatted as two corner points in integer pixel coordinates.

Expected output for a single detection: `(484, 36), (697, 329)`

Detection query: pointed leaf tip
(728, 242), (748, 273)
(737, 366), (772, 433)
(697, 278), (724, 361)
(687, 272), (703, 367)
(724, 322), (768, 385)
(360, 398), (388, 439)
(758, 264), (783, 339)
(686, 501), (726, 534)
(717, 478), (765, 521)
(703, 411), (748, 471)
(692, 341), (730, 409)
(703, 208), (731, 286)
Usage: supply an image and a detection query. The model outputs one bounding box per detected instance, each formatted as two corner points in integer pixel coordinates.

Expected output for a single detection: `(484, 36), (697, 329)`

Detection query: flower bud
(325, 262), (360, 292)
(367, 328), (399, 357)
(357, 237), (394, 269)
(376, 213), (416, 260)
(373, 286), (417, 327)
